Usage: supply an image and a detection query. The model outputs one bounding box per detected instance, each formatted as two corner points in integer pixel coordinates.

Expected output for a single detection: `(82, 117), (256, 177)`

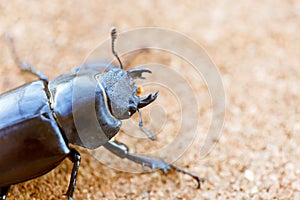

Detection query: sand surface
(0, 1), (300, 199)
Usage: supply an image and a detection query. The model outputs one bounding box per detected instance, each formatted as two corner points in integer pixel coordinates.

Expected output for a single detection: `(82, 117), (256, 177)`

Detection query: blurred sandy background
(0, 0), (300, 199)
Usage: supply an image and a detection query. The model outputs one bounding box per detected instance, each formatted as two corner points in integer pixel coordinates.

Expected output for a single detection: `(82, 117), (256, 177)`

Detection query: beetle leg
(65, 148), (81, 200)
(104, 140), (169, 171)
(0, 186), (10, 200)
(103, 140), (204, 188)
(6, 34), (48, 82)
(137, 109), (156, 140)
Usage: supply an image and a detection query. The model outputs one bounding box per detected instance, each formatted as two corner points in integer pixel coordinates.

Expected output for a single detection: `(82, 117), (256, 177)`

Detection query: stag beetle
(0, 28), (203, 200)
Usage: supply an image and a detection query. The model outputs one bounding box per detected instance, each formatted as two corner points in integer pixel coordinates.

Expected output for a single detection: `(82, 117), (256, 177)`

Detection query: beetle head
(96, 66), (158, 120)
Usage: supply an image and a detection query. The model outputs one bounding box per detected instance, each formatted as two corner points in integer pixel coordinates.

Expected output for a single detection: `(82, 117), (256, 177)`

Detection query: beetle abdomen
(0, 81), (70, 187)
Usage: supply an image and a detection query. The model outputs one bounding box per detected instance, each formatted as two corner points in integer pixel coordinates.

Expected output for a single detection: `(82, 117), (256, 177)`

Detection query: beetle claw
(170, 164), (205, 189)
(127, 67), (152, 79)
(138, 91), (159, 109)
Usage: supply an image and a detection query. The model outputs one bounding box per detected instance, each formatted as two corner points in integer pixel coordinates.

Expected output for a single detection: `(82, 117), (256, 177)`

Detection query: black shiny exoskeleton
(0, 28), (203, 200)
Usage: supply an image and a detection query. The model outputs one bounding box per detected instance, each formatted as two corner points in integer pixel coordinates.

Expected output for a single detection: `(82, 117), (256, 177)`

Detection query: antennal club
(111, 27), (123, 69)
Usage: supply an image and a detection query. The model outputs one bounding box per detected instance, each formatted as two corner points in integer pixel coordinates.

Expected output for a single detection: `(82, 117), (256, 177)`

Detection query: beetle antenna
(111, 27), (123, 69)
(137, 109), (156, 140)
(5, 34), (48, 82)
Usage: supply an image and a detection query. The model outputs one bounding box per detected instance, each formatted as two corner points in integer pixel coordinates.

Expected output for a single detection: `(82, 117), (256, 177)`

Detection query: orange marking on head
(136, 85), (143, 96)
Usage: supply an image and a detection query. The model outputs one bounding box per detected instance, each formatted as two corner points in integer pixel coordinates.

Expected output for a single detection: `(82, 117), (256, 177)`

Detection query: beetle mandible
(0, 28), (203, 200)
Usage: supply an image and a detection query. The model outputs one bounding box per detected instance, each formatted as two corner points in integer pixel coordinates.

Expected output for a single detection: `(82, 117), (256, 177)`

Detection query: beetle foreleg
(104, 140), (204, 188)
(0, 186), (10, 200)
(65, 149), (81, 200)
(104, 140), (168, 170)
(137, 109), (156, 140)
